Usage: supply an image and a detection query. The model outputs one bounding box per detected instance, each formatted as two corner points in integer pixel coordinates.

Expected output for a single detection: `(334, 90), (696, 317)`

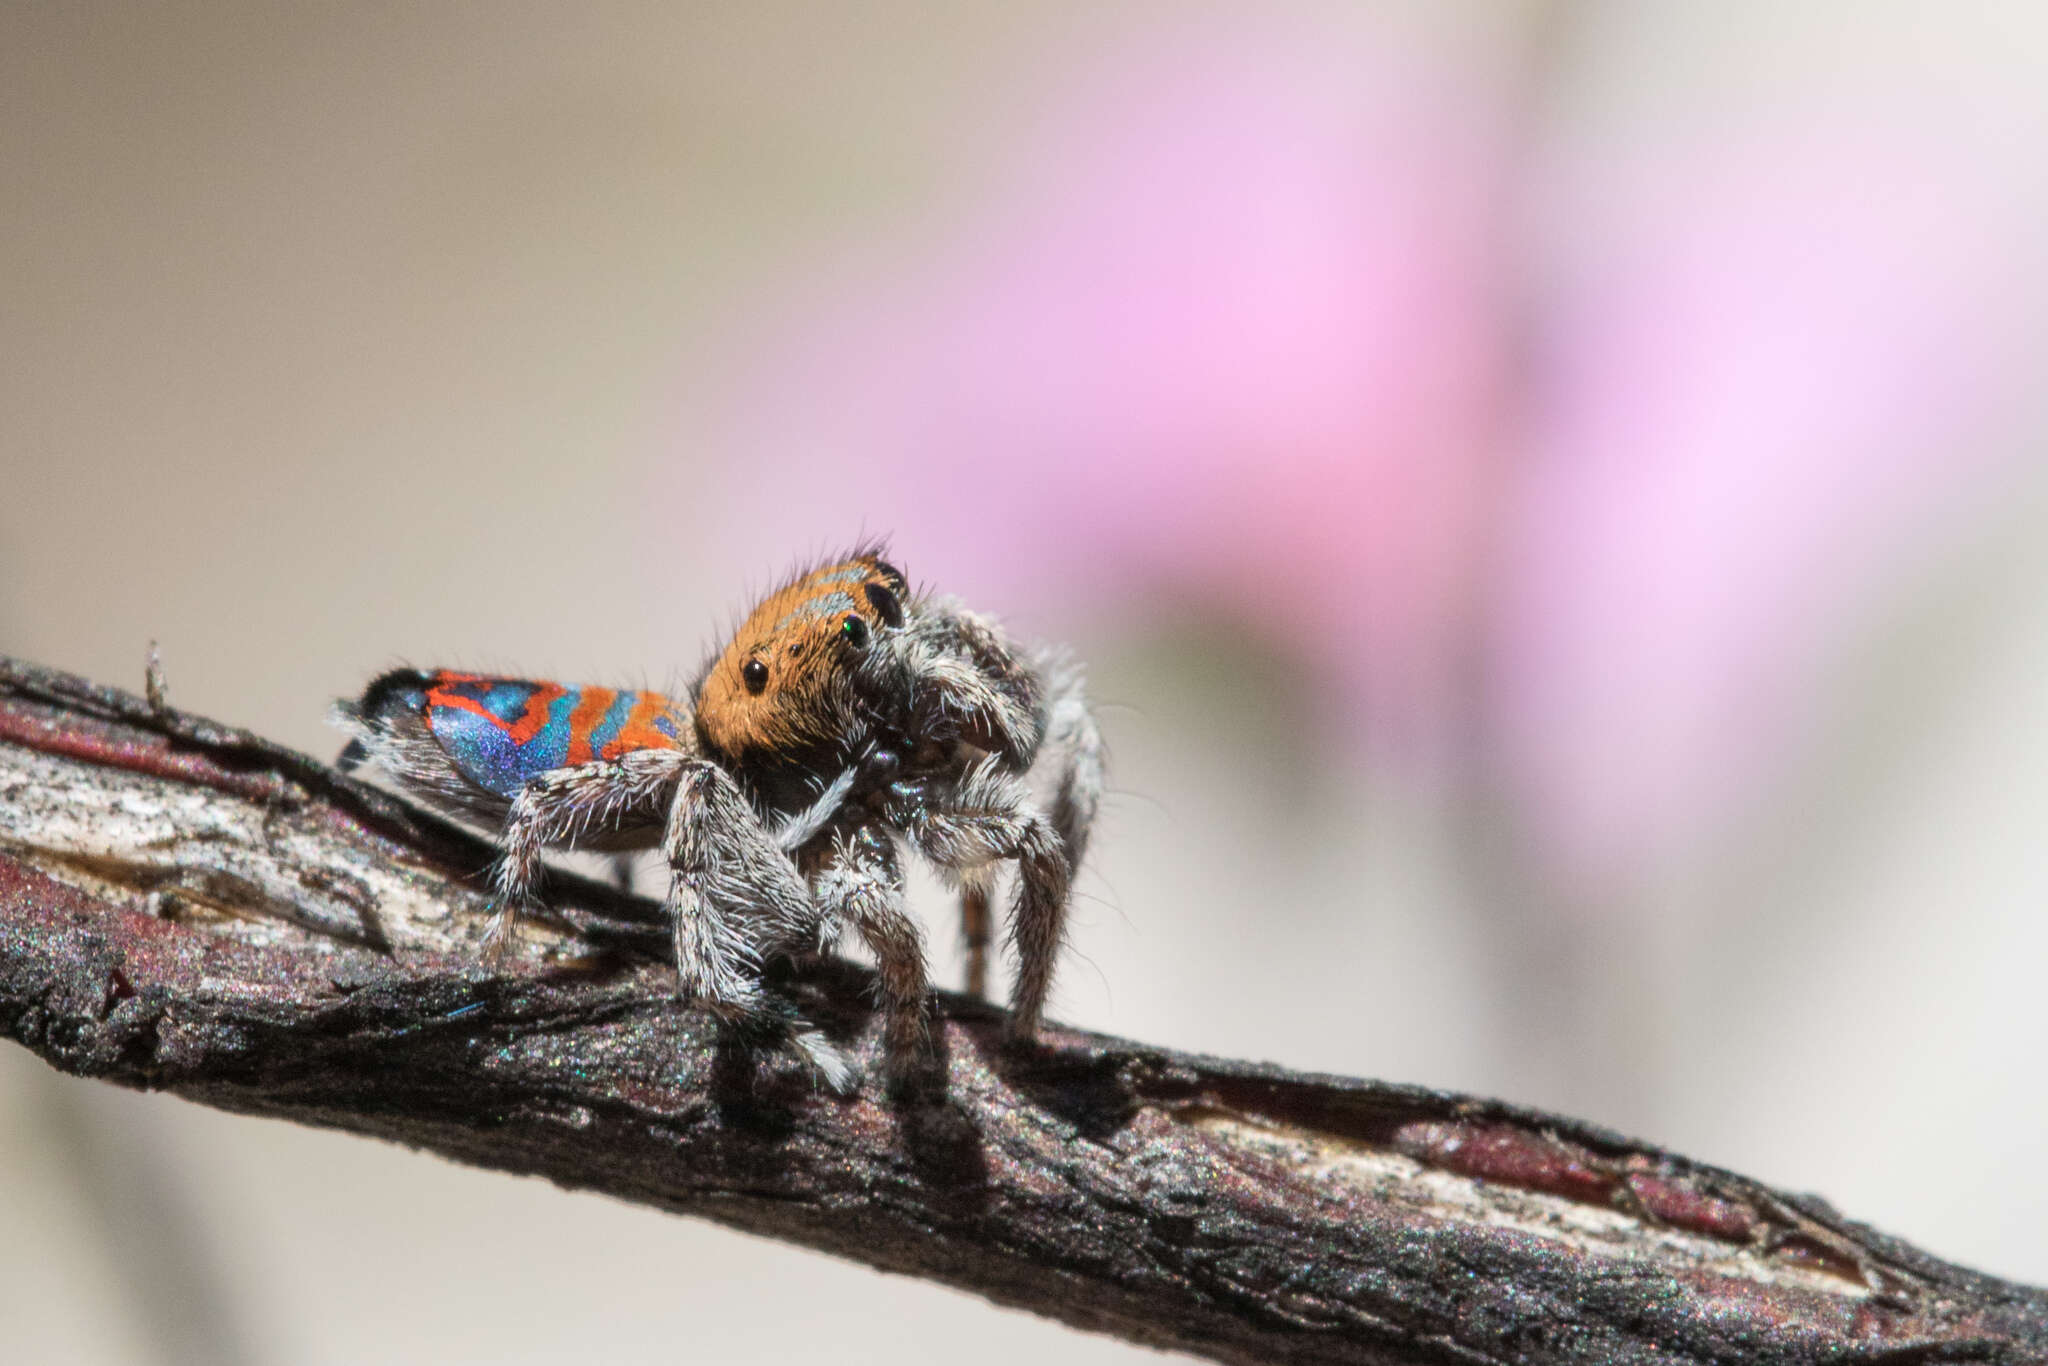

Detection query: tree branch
(0, 655), (2041, 1365)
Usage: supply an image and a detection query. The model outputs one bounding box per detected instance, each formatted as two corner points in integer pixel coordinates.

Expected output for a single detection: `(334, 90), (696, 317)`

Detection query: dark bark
(0, 655), (2041, 1365)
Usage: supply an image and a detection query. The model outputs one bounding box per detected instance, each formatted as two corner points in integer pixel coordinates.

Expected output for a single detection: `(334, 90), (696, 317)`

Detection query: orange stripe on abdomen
(564, 686), (616, 766)
(425, 676), (567, 745)
(604, 691), (680, 759)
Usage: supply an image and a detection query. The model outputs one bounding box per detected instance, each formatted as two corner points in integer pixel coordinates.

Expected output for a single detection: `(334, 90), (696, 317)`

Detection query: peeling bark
(1, 655), (2042, 1365)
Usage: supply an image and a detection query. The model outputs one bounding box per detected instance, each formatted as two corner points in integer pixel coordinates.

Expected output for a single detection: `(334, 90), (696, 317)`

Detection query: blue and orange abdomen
(357, 669), (688, 798)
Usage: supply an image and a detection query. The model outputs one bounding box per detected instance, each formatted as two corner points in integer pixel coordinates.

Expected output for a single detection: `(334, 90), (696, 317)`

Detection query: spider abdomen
(351, 669), (689, 799)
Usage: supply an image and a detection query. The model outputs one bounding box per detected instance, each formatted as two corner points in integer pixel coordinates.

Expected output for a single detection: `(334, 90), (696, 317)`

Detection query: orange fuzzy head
(695, 553), (910, 763)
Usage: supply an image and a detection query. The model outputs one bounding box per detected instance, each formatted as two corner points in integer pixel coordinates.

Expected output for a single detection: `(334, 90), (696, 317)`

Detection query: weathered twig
(0, 656), (2041, 1365)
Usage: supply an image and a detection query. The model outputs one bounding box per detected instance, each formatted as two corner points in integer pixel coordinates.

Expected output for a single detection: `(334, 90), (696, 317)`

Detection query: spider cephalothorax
(334, 549), (1101, 1090)
(693, 555), (920, 811)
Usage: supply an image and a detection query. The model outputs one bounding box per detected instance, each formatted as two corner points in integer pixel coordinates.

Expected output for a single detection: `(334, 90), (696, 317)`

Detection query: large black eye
(864, 581), (904, 628)
(741, 658), (769, 694)
(840, 614), (870, 649)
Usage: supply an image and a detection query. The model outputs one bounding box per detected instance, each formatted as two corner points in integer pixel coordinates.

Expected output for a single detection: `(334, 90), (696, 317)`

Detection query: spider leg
(899, 603), (1063, 995)
(1034, 648), (1104, 871)
(905, 600), (1045, 766)
(894, 762), (1069, 1042)
(664, 759), (856, 1091)
(957, 874), (994, 999)
(810, 824), (931, 1086)
(486, 748), (681, 965)
(664, 760), (824, 954)
(952, 654), (1096, 994)
(772, 763), (859, 853)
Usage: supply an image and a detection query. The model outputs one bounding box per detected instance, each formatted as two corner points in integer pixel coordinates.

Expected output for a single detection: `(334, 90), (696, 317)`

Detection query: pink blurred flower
(686, 17), (1519, 770)
(1492, 115), (2046, 893)
(672, 14), (2048, 897)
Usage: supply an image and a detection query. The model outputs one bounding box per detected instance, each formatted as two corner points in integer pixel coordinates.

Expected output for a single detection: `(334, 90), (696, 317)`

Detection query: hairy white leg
(812, 825), (929, 1084)
(897, 763), (1069, 1041)
(903, 601), (1046, 766)
(486, 749), (687, 965)
(772, 764), (858, 852)
(1033, 650), (1104, 872)
(663, 760), (857, 1090)
(665, 760), (823, 954)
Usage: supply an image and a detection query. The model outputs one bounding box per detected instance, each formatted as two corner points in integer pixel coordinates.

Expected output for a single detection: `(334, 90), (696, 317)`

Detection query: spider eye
(863, 581), (904, 629)
(840, 614), (870, 649)
(741, 658), (769, 694)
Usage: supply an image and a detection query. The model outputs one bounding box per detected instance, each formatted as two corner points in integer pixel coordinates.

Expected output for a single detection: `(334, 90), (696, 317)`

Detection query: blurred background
(6, 3), (2048, 1362)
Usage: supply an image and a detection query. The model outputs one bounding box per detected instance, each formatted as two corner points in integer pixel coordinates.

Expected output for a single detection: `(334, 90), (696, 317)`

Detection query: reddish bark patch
(0, 699), (289, 806)
(1391, 1120), (1617, 1203)
(1624, 1170), (1759, 1241)
(1393, 1120), (1772, 1249)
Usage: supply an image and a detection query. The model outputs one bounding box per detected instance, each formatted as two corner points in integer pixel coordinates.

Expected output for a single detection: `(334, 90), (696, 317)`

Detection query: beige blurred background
(6, 4), (2048, 1363)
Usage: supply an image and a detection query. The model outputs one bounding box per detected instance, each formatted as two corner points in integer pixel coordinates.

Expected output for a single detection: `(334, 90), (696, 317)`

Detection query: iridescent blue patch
(426, 680), (575, 797)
